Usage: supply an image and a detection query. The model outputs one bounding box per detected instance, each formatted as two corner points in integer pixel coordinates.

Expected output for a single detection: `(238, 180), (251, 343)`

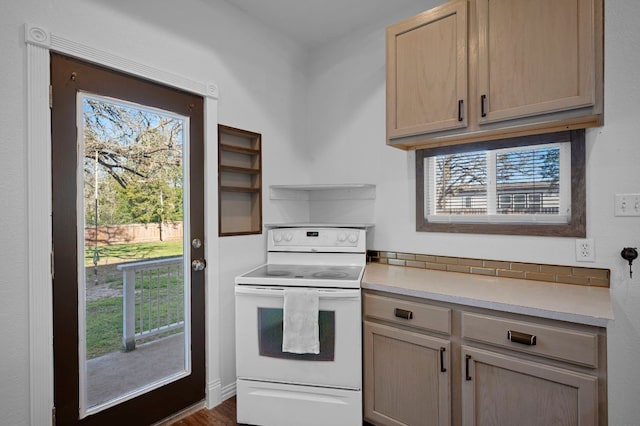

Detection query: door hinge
(50, 250), (54, 280)
(49, 85), (53, 109)
(51, 406), (56, 425)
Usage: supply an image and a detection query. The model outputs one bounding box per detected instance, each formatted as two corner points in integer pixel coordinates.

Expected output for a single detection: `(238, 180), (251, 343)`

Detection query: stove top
(242, 264), (363, 281)
(235, 227), (366, 289)
(236, 263), (364, 288)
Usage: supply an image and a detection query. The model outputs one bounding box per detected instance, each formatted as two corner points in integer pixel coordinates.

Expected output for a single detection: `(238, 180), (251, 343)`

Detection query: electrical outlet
(575, 238), (595, 262)
(615, 193), (640, 216)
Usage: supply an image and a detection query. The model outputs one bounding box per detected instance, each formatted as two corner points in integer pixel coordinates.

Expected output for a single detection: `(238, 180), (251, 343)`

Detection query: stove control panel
(268, 228), (366, 252)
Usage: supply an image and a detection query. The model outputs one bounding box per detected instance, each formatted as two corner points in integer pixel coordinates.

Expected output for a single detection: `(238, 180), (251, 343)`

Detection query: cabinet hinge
(49, 85), (53, 109)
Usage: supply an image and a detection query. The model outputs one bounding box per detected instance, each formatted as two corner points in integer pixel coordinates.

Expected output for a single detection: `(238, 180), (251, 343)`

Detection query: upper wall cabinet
(387, 1), (468, 138)
(477, 0), (597, 124)
(386, 0), (604, 150)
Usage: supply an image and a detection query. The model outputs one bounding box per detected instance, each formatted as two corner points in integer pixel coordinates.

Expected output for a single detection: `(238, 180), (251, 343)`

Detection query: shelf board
(269, 184), (376, 200)
(270, 184), (375, 191)
(220, 186), (261, 193)
(220, 165), (261, 175)
(264, 222), (374, 229)
(220, 143), (260, 155)
(220, 229), (261, 236)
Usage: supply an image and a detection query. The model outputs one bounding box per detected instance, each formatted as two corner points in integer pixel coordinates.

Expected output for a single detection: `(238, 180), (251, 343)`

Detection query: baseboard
(205, 379), (236, 409)
(205, 378), (221, 409)
(221, 381), (237, 401)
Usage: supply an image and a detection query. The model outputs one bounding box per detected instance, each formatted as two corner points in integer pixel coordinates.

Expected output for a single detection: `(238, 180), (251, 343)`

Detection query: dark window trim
(415, 130), (586, 237)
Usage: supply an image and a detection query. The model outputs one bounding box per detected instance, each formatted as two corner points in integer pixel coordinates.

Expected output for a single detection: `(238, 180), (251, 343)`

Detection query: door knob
(191, 259), (206, 271)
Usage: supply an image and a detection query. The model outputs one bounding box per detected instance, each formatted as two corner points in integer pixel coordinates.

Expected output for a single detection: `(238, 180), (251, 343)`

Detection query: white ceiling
(223, 0), (427, 48)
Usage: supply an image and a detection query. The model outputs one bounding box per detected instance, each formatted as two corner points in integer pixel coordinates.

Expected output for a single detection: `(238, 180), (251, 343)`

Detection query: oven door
(235, 285), (361, 389)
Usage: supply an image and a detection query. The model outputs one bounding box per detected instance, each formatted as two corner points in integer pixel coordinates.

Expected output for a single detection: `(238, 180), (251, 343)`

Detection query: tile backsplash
(367, 250), (610, 288)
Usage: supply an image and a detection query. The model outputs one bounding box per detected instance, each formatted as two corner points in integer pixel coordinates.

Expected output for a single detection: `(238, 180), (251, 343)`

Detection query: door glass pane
(78, 93), (190, 415)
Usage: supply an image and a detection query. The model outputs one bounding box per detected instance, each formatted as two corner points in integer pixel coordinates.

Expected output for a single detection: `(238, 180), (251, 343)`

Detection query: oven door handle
(235, 286), (361, 299)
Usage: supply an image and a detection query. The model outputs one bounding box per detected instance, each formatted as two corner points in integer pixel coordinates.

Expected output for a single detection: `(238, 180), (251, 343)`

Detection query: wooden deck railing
(116, 257), (185, 352)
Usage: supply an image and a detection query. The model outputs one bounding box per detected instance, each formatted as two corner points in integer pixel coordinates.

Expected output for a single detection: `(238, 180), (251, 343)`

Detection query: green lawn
(86, 297), (123, 359)
(85, 280), (184, 359)
(84, 240), (184, 359)
(85, 240), (183, 266)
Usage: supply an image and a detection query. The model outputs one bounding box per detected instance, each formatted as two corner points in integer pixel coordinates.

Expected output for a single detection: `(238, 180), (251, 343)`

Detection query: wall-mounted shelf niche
(267, 184), (376, 227)
(218, 124), (262, 236)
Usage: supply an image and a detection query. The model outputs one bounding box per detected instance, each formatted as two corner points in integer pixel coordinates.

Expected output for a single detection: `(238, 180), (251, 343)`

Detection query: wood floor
(166, 397), (372, 426)
(169, 397), (238, 425)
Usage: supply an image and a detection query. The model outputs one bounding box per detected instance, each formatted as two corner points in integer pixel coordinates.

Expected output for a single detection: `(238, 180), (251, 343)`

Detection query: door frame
(25, 23), (221, 424)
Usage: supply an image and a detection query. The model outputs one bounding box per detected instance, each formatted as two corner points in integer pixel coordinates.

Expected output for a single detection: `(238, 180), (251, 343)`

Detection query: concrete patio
(86, 332), (186, 408)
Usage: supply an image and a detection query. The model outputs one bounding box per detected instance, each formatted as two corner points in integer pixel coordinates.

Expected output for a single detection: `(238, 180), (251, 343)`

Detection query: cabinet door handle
(508, 330), (537, 346)
(394, 308), (413, 320)
(465, 354), (472, 381)
(440, 347), (447, 372)
(458, 99), (464, 122)
(480, 94), (487, 117)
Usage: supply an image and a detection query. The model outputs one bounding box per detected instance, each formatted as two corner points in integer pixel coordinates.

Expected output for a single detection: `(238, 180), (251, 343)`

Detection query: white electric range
(235, 226), (366, 426)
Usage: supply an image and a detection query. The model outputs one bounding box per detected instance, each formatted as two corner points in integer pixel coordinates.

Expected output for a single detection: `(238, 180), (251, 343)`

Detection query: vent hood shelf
(266, 184), (376, 228)
(269, 184), (376, 200)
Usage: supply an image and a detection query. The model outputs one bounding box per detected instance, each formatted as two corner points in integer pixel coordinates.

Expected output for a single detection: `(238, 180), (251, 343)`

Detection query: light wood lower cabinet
(364, 321), (451, 426)
(461, 346), (598, 426)
(363, 290), (607, 426)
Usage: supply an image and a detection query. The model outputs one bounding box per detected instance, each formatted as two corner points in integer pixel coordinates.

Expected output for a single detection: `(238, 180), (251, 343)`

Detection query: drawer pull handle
(440, 347), (447, 373)
(508, 330), (537, 346)
(394, 308), (413, 320)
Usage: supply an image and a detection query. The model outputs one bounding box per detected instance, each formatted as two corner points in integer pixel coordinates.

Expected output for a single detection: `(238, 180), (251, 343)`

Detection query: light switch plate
(615, 193), (640, 216)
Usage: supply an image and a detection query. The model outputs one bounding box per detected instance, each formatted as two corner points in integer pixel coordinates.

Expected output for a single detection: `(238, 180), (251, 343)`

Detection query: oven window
(257, 308), (335, 361)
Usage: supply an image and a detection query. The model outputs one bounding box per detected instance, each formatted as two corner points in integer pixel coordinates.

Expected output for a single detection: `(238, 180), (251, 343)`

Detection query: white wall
(307, 1), (640, 424)
(0, 0), (309, 423)
(4, 0), (639, 423)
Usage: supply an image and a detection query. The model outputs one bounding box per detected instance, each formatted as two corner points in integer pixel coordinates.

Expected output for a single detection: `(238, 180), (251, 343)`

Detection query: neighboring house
(440, 182), (560, 215)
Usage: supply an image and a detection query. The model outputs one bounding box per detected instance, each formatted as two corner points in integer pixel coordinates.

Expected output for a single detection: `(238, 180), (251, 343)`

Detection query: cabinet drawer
(462, 312), (598, 368)
(364, 293), (451, 335)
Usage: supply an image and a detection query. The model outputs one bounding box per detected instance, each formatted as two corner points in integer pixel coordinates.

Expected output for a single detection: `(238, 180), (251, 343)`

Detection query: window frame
(415, 130), (586, 237)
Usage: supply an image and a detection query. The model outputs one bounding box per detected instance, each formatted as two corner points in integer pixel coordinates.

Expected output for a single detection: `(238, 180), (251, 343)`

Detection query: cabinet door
(387, 0), (467, 139)
(461, 346), (598, 426)
(364, 321), (450, 426)
(477, 0), (596, 124)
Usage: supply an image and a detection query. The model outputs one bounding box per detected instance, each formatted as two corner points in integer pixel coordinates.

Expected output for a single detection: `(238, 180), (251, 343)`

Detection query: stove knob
(284, 232), (293, 242)
(338, 233), (347, 242)
(348, 233), (358, 243)
(273, 233), (283, 243)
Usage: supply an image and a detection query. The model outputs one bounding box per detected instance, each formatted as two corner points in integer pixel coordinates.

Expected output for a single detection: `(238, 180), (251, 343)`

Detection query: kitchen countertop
(362, 263), (614, 327)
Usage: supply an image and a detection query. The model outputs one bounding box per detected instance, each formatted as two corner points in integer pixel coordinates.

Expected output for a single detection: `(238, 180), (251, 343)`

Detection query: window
(258, 308), (335, 361)
(498, 194), (512, 209)
(416, 131), (586, 237)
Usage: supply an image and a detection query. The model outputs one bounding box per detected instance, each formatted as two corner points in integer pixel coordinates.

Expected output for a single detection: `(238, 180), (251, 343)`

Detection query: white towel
(282, 288), (320, 354)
